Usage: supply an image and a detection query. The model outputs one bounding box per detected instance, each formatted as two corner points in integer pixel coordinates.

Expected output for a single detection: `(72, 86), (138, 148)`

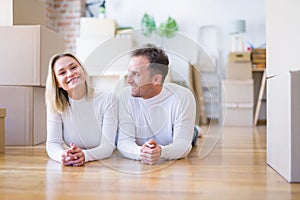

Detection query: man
(117, 44), (198, 165)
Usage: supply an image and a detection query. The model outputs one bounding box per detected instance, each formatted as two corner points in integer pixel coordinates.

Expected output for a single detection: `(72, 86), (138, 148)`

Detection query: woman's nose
(66, 70), (74, 77)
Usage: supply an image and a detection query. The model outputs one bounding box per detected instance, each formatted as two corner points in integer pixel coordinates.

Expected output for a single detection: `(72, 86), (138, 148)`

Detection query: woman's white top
(46, 92), (118, 163)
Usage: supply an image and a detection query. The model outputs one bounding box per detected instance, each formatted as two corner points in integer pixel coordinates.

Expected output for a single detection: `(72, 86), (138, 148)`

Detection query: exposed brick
(46, 0), (86, 53)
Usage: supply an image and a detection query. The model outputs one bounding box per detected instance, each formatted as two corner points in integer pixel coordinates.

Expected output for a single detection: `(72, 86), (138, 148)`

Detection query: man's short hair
(131, 44), (169, 83)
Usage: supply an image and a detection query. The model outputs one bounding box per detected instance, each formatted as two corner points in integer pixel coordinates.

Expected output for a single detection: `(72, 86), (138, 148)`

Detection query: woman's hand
(61, 142), (85, 167)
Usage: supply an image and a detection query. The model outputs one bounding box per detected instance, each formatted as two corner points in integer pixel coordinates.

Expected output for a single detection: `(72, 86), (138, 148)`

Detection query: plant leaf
(141, 13), (156, 37)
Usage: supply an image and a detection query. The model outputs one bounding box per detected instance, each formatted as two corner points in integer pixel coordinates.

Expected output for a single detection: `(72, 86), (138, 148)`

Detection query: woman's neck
(68, 85), (87, 100)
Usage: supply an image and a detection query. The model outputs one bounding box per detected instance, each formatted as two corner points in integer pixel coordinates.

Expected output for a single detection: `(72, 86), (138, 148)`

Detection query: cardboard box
(76, 36), (113, 63)
(228, 52), (251, 63)
(0, 0), (46, 26)
(223, 103), (253, 126)
(0, 25), (65, 86)
(0, 86), (46, 146)
(226, 61), (252, 80)
(0, 108), (6, 153)
(90, 70), (128, 94)
(267, 70), (300, 182)
(83, 37), (132, 72)
(79, 17), (116, 38)
(223, 79), (254, 103)
(222, 79), (254, 126)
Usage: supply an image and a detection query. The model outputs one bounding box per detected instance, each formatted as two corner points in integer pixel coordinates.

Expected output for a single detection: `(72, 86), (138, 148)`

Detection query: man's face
(127, 56), (154, 99)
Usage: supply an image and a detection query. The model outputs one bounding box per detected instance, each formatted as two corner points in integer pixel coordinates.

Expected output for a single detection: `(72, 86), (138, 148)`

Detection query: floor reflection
(99, 150), (176, 174)
(198, 119), (223, 159)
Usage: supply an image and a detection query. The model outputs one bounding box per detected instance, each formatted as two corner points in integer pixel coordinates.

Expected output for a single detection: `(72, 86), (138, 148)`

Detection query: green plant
(141, 13), (178, 38)
(157, 17), (178, 38)
(141, 13), (156, 37)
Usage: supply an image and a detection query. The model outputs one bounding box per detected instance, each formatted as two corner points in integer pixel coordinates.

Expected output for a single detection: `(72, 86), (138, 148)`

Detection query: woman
(45, 52), (117, 166)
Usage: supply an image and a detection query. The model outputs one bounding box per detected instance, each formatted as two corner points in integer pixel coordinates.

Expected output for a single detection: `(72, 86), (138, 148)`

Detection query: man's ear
(153, 74), (163, 86)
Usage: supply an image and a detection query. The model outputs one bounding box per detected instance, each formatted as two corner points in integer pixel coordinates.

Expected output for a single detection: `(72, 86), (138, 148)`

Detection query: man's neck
(143, 84), (162, 99)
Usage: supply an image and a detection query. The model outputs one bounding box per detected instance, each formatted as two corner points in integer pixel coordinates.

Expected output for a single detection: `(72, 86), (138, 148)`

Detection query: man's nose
(127, 73), (133, 84)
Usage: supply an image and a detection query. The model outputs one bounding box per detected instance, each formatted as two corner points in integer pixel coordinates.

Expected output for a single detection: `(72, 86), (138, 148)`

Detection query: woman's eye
(59, 71), (65, 75)
(71, 66), (77, 70)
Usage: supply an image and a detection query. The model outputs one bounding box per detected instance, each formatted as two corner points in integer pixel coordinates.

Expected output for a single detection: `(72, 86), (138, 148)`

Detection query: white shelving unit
(198, 25), (222, 121)
(201, 71), (222, 120)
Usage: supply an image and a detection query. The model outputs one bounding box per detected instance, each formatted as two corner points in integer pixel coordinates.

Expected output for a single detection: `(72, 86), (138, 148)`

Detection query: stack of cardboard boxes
(223, 52), (254, 126)
(76, 17), (133, 92)
(76, 17), (118, 63)
(0, 0), (64, 145)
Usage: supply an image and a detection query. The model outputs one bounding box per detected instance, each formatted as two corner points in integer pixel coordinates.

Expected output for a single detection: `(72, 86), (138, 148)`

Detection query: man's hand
(140, 139), (161, 165)
(61, 142), (85, 167)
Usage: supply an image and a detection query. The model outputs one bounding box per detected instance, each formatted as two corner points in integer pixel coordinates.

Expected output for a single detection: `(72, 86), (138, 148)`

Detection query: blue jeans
(191, 126), (198, 147)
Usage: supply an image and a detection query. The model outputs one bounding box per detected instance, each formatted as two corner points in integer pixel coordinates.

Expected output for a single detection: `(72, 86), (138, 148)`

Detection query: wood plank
(254, 70), (266, 125)
(189, 63), (207, 125)
(0, 125), (299, 199)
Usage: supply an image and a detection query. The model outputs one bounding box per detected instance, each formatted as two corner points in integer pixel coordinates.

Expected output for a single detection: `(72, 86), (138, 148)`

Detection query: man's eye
(128, 71), (139, 76)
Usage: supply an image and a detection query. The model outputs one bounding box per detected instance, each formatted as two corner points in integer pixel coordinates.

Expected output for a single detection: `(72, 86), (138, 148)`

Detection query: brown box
(0, 108), (6, 153)
(223, 79), (254, 103)
(228, 52), (251, 63)
(226, 61), (252, 80)
(0, 0), (46, 26)
(0, 86), (46, 146)
(252, 48), (266, 64)
(222, 79), (254, 126)
(252, 48), (266, 55)
(223, 103), (253, 126)
(0, 25), (64, 86)
(79, 17), (116, 37)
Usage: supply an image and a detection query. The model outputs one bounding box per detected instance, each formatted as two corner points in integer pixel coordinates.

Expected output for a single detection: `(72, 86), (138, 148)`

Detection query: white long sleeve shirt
(117, 83), (196, 161)
(46, 92), (118, 163)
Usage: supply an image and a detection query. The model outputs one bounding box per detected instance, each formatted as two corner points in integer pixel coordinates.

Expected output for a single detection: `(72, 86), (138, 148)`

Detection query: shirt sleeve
(160, 89), (196, 160)
(117, 89), (141, 160)
(83, 93), (118, 162)
(46, 106), (65, 163)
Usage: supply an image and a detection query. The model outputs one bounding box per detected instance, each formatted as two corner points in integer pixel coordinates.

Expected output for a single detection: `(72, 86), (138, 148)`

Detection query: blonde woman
(45, 52), (117, 166)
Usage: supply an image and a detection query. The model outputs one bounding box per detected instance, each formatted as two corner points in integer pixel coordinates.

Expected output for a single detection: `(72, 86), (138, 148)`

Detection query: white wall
(266, 0), (300, 77)
(105, 0), (266, 76)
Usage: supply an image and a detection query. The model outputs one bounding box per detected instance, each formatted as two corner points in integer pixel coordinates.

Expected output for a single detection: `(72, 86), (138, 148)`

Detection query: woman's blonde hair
(45, 52), (94, 114)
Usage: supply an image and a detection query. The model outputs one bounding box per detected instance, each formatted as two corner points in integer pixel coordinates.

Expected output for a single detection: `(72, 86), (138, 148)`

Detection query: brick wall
(46, 0), (86, 53)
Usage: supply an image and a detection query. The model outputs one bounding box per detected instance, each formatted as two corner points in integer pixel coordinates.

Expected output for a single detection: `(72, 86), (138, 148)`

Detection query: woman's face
(53, 56), (86, 96)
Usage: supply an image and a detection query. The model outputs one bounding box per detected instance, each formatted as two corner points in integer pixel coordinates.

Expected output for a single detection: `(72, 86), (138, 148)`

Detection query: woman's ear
(56, 80), (62, 88)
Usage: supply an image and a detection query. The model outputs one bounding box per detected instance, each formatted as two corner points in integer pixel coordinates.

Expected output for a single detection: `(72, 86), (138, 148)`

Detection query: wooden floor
(1, 124), (300, 200)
